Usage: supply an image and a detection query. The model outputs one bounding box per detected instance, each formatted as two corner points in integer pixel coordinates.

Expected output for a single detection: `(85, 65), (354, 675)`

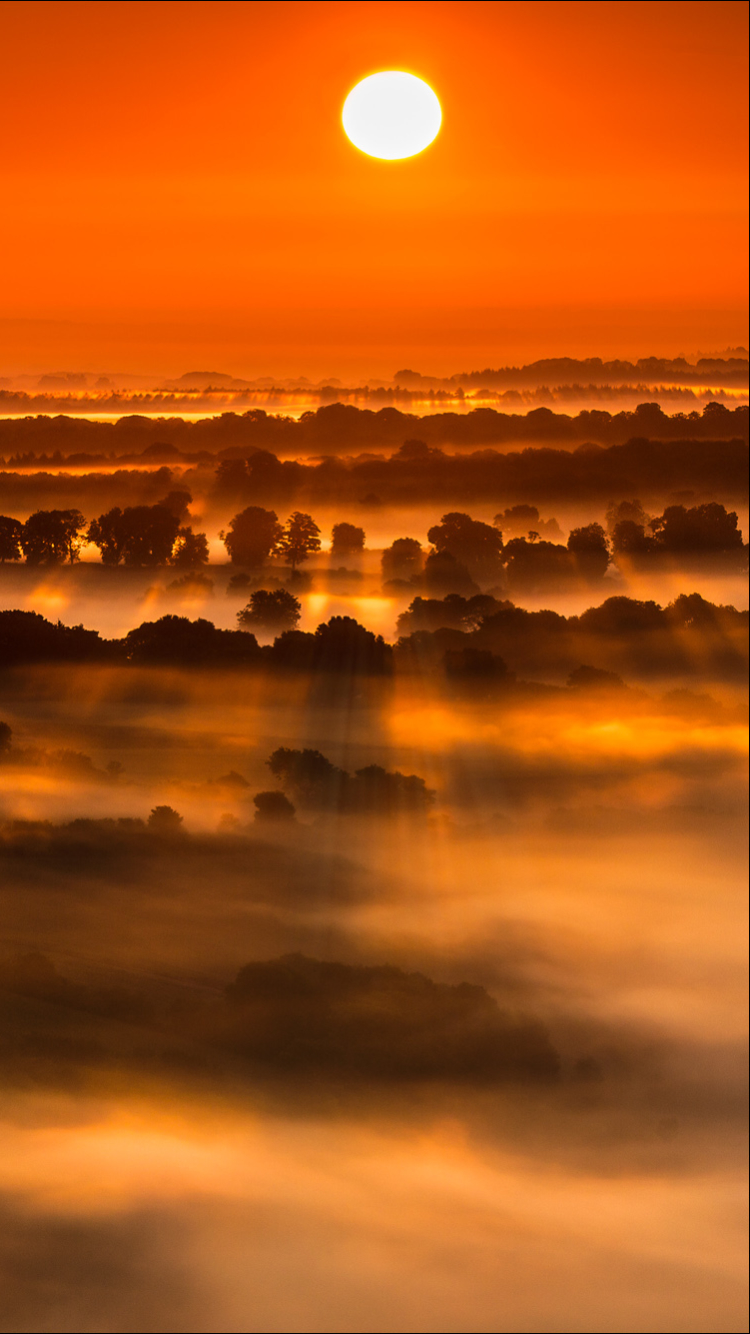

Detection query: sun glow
(342, 72), (442, 160)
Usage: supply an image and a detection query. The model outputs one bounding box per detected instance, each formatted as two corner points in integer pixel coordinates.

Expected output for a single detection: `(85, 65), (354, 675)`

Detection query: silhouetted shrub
(381, 537), (423, 583)
(147, 806), (183, 833)
(22, 509), (86, 565)
(331, 522), (365, 557)
(123, 615), (260, 665)
(88, 504), (180, 566)
(222, 506), (282, 568)
(267, 747), (434, 814)
(423, 551), (479, 596)
(0, 516), (23, 563)
(223, 954), (560, 1081)
(238, 589), (301, 634)
(253, 791), (296, 823)
(428, 511), (504, 583)
(0, 610), (107, 666)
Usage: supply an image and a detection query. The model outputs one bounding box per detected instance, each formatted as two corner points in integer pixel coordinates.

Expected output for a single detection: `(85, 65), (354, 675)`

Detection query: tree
(396, 593), (502, 636)
(120, 506), (180, 566)
(87, 505), (180, 566)
(313, 615), (392, 673)
(253, 791), (296, 823)
(502, 538), (573, 593)
(0, 516), (24, 563)
(157, 489), (192, 522)
(567, 523), (610, 581)
(87, 508), (126, 565)
(0, 609), (105, 664)
(123, 614), (260, 665)
(494, 504), (538, 537)
(578, 596), (664, 634)
(330, 522), (365, 557)
(147, 805), (184, 833)
(214, 458), (250, 494)
(265, 747), (434, 815)
(171, 526), (210, 568)
(267, 747), (348, 808)
(423, 550), (479, 596)
(222, 507), (283, 567)
(494, 505), (563, 542)
(227, 573), (252, 595)
(277, 512), (321, 571)
(443, 648), (510, 684)
(345, 765), (435, 815)
(650, 503), (745, 554)
(611, 519), (656, 557)
(605, 498), (649, 535)
(381, 537), (423, 583)
(21, 510), (86, 564)
(427, 512), (504, 582)
(567, 664), (626, 691)
(238, 588), (301, 634)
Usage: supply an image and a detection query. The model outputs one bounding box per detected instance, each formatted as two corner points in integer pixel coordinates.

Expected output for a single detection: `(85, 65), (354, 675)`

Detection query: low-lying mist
(0, 471), (746, 1330)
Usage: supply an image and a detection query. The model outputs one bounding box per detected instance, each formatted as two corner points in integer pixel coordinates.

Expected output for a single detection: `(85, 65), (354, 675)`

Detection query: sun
(342, 71), (442, 161)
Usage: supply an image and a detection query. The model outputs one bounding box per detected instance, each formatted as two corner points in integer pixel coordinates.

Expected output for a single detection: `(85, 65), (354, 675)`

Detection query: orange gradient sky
(1, 0), (747, 378)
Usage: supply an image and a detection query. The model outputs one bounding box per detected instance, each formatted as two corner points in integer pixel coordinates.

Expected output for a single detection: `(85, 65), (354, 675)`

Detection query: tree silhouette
(313, 615), (392, 673)
(268, 747), (347, 808)
(381, 537), (423, 583)
(495, 504), (537, 537)
(223, 953), (559, 1080)
(423, 550), (479, 596)
(502, 538), (572, 592)
(123, 614), (260, 664)
(611, 518), (657, 557)
(346, 765), (435, 814)
(171, 526), (210, 568)
(443, 647), (510, 684)
(609, 503), (747, 567)
(266, 747), (434, 814)
(253, 791), (296, 823)
(87, 505), (180, 566)
(396, 593), (503, 636)
(147, 805), (184, 832)
(0, 516), (24, 563)
(650, 503), (745, 553)
(567, 523), (610, 581)
(87, 507), (126, 565)
(222, 506), (283, 567)
(22, 510), (86, 564)
(331, 522), (365, 557)
(427, 512), (504, 582)
(277, 512), (321, 571)
(495, 505), (563, 542)
(157, 489), (193, 521)
(605, 498), (650, 535)
(214, 458), (251, 494)
(238, 588), (301, 634)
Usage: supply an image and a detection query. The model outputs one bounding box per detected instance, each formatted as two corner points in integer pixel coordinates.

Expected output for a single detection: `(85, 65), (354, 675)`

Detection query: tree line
(0, 495), (365, 571)
(1, 497), (744, 607)
(0, 399), (746, 465)
(1, 592), (746, 685)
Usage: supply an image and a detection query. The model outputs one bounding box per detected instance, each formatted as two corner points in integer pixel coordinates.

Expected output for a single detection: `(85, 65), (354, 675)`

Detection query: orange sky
(1, 0), (747, 378)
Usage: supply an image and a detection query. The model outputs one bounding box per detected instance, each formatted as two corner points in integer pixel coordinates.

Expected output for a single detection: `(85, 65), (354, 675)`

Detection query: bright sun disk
(342, 71), (442, 160)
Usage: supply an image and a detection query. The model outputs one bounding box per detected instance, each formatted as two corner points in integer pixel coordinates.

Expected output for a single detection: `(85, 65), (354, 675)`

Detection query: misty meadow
(1, 0), (748, 1329)
(0, 387), (747, 1334)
